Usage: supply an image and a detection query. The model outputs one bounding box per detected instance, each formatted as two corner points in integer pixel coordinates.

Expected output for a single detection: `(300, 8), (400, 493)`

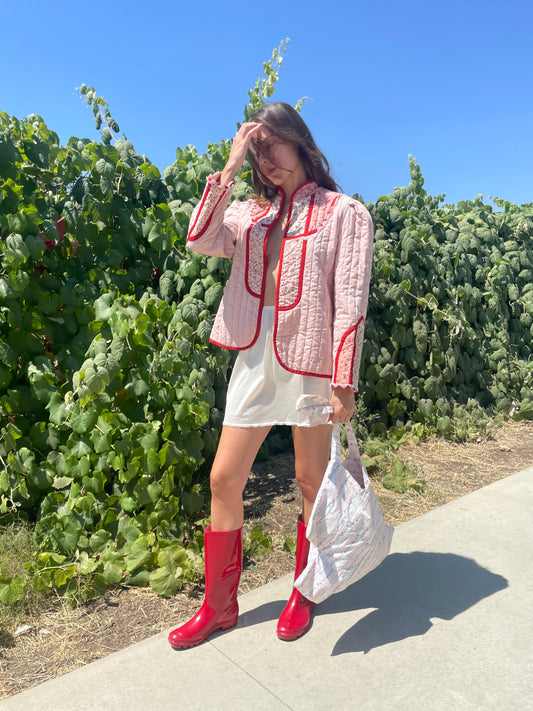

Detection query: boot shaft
(204, 525), (243, 599)
(293, 515), (311, 580)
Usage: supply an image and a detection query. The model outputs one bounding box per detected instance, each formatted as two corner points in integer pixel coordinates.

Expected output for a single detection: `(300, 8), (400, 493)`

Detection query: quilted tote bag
(294, 413), (394, 604)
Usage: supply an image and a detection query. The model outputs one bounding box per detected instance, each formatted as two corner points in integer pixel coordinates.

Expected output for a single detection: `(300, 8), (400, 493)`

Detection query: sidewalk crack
(211, 643), (295, 710)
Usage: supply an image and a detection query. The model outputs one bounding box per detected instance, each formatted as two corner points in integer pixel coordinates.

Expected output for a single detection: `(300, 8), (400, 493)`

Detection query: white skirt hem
(223, 420), (333, 429)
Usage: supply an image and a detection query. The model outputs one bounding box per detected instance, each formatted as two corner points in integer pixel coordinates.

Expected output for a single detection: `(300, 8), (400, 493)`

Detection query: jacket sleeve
(331, 198), (374, 392)
(187, 173), (242, 258)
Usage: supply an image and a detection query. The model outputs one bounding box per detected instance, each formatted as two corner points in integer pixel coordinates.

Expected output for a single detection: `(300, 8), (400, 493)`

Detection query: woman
(168, 102), (373, 648)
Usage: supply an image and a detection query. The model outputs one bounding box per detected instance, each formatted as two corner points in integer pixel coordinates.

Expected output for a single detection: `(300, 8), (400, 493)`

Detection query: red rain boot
(277, 515), (314, 640)
(168, 525), (242, 649)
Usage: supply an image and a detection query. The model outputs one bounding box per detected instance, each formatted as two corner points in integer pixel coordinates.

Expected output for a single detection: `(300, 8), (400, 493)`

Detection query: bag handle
(332, 423), (366, 488)
(331, 422), (361, 459)
(295, 395), (366, 485)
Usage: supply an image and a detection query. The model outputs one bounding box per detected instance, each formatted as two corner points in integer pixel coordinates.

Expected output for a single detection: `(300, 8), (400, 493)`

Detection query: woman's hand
(220, 122), (263, 185)
(327, 387), (355, 424)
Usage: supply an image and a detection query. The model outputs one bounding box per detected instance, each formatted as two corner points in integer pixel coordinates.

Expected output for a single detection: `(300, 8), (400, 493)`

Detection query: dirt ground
(1, 419), (532, 699)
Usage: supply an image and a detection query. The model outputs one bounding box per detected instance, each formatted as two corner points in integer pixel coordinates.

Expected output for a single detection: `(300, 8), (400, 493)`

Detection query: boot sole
(277, 623), (312, 641)
(277, 630), (308, 641)
(169, 621), (237, 649)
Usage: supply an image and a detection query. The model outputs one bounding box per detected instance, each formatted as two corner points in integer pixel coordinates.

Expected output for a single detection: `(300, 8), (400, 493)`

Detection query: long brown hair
(247, 102), (339, 199)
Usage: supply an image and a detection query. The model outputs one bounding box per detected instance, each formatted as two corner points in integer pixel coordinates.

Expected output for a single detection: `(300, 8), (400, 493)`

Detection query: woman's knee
(210, 464), (246, 500)
(294, 464), (324, 501)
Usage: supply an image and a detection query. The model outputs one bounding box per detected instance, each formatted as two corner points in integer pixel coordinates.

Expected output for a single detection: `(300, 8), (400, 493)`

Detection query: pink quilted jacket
(187, 174), (374, 391)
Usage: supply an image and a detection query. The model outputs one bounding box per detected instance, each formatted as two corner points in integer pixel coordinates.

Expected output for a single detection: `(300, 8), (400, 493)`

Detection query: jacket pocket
(277, 239), (306, 310)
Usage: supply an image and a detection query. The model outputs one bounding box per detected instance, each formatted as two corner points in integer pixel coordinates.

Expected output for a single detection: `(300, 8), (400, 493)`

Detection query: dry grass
(1, 419), (532, 699)
(374, 419), (533, 524)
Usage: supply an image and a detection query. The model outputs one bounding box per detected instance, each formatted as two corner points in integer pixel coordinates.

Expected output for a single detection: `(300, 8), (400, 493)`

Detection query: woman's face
(251, 126), (306, 189)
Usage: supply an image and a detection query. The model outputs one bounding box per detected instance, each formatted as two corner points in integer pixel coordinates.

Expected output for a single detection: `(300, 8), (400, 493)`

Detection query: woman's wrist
(220, 165), (237, 186)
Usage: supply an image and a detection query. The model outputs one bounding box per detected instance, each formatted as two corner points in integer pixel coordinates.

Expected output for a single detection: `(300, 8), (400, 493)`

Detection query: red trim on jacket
(244, 224), (259, 297)
(245, 201), (273, 297)
(304, 193), (315, 234)
(350, 317), (364, 381)
(333, 317), (364, 386)
(334, 326), (355, 386)
(188, 188), (229, 242)
(271, 317), (332, 378)
(291, 179), (315, 195)
(209, 336), (255, 351)
(269, 185), (332, 377)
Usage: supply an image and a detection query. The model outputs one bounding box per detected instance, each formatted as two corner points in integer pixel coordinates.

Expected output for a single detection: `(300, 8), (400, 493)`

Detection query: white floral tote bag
(294, 398), (394, 604)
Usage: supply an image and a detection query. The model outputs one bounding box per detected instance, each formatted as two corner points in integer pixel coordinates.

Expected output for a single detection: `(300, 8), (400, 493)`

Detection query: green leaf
(125, 569), (151, 587)
(146, 482), (162, 502)
(204, 283), (224, 309)
(91, 429), (110, 454)
(68, 436), (92, 458)
(0, 339), (17, 369)
(140, 429), (159, 452)
(77, 551), (99, 575)
(126, 536), (154, 573)
(157, 544), (188, 569)
(94, 293), (114, 321)
(70, 408), (99, 434)
(246, 524), (272, 553)
(96, 157), (115, 178)
(197, 319), (212, 344)
(0, 575), (26, 604)
(5, 233), (30, 265)
(26, 235), (47, 259)
(0, 469), (9, 493)
(132, 478), (155, 506)
(0, 364), (12, 389)
(125, 378), (149, 397)
(53, 476), (73, 489)
(283, 537), (296, 555)
(52, 520), (81, 553)
(45, 392), (67, 425)
(89, 529), (112, 553)
(103, 560), (124, 584)
(82, 471), (106, 494)
(181, 490), (203, 515)
(54, 564), (77, 587)
(85, 371), (107, 395)
(119, 493), (137, 512)
(149, 566), (181, 597)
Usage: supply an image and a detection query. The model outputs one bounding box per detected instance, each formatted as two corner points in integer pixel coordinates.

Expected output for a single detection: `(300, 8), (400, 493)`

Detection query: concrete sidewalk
(2, 466), (532, 711)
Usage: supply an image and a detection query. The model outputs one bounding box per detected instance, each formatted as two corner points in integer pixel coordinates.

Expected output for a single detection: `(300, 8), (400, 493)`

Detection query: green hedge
(360, 158), (532, 439)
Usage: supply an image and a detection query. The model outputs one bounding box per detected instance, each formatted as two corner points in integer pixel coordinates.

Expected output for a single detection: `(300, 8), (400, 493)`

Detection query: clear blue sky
(2, 0), (532, 206)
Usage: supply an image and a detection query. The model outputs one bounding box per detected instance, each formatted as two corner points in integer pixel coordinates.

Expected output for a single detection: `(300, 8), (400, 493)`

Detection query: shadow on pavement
(235, 552), (508, 655)
(237, 600), (287, 628)
(321, 552), (508, 655)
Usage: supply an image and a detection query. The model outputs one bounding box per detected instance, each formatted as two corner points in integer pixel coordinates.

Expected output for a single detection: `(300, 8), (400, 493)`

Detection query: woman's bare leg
(210, 425), (271, 531)
(291, 424), (332, 524)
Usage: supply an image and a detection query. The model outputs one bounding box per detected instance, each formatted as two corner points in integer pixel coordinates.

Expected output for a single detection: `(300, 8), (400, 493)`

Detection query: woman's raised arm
(220, 122), (263, 185)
